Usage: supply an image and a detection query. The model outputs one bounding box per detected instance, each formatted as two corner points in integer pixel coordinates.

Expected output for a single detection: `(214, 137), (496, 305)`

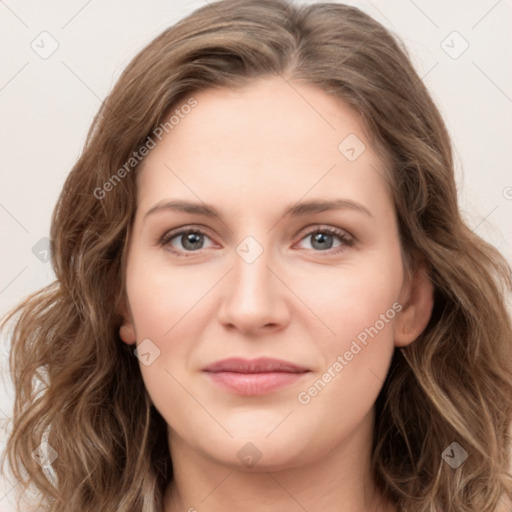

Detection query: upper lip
(202, 357), (310, 373)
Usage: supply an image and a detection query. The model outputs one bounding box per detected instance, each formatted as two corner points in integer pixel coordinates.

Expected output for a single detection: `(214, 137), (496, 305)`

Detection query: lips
(202, 357), (309, 374)
(202, 357), (310, 395)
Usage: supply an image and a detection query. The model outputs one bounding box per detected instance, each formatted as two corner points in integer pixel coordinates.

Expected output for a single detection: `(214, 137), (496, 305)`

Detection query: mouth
(202, 357), (311, 396)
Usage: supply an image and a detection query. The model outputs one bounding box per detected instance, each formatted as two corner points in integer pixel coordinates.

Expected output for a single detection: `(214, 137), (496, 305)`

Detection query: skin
(119, 76), (433, 512)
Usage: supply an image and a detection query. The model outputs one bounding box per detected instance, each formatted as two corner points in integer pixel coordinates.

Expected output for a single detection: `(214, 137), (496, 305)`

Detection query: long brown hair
(2, 1), (511, 511)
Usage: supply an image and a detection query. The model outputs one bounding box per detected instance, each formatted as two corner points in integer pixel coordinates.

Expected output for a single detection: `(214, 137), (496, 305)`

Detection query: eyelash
(158, 225), (355, 258)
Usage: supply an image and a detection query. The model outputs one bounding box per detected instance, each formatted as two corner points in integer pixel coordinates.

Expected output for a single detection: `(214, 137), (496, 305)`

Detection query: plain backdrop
(1, 0), (511, 509)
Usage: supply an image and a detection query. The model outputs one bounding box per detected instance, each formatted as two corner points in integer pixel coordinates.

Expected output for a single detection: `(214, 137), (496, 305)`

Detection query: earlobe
(394, 264), (434, 347)
(118, 298), (137, 345)
(119, 323), (137, 345)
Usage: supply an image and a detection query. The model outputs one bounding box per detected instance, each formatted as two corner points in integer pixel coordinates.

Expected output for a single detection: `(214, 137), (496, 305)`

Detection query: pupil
(312, 232), (332, 250)
(183, 232), (203, 250)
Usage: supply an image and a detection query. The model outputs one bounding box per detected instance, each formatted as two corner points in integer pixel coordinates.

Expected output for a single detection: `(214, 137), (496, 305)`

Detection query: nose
(217, 244), (291, 335)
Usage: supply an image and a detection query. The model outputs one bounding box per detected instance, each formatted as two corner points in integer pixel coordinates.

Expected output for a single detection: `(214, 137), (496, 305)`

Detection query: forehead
(136, 77), (393, 220)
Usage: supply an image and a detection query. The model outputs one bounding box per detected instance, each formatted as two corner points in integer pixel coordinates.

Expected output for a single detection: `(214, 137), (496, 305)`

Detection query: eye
(296, 226), (354, 254)
(159, 225), (355, 257)
(159, 227), (215, 256)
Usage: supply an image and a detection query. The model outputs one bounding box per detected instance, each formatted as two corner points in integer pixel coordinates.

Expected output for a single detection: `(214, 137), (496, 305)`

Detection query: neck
(163, 410), (395, 512)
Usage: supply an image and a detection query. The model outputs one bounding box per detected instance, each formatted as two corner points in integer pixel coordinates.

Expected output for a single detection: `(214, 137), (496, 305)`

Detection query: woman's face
(120, 77), (431, 471)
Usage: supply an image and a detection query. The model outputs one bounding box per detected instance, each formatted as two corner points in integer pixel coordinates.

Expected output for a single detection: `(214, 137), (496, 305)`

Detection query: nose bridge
(217, 234), (289, 333)
(234, 238), (272, 293)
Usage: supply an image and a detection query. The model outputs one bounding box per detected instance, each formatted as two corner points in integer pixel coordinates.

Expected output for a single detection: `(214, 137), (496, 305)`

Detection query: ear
(118, 297), (137, 346)
(394, 262), (434, 347)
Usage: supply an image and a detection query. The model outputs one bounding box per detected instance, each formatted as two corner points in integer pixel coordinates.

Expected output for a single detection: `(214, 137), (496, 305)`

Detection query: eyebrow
(143, 198), (372, 221)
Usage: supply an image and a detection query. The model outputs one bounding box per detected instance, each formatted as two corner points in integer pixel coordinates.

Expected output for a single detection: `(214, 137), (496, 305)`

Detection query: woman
(2, 1), (511, 511)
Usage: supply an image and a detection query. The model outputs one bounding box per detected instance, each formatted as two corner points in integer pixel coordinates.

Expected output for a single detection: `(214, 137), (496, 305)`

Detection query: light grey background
(1, 0), (511, 508)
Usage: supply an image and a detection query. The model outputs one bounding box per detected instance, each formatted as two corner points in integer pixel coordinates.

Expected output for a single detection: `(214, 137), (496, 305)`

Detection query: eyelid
(296, 224), (354, 242)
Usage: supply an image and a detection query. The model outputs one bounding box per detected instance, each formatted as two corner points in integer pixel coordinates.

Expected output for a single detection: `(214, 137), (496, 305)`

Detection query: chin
(197, 428), (319, 472)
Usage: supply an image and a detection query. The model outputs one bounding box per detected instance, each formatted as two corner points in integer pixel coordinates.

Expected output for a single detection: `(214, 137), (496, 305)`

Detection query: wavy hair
(2, 1), (511, 511)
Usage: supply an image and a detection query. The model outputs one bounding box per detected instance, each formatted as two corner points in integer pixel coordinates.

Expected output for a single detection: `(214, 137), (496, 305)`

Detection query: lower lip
(205, 371), (308, 395)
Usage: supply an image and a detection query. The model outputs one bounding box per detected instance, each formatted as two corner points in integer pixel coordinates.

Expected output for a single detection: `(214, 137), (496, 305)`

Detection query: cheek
(125, 249), (218, 336)
(124, 251), (221, 412)
(292, 254), (402, 411)
(292, 253), (402, 342)
(125, 267), (201, 430)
